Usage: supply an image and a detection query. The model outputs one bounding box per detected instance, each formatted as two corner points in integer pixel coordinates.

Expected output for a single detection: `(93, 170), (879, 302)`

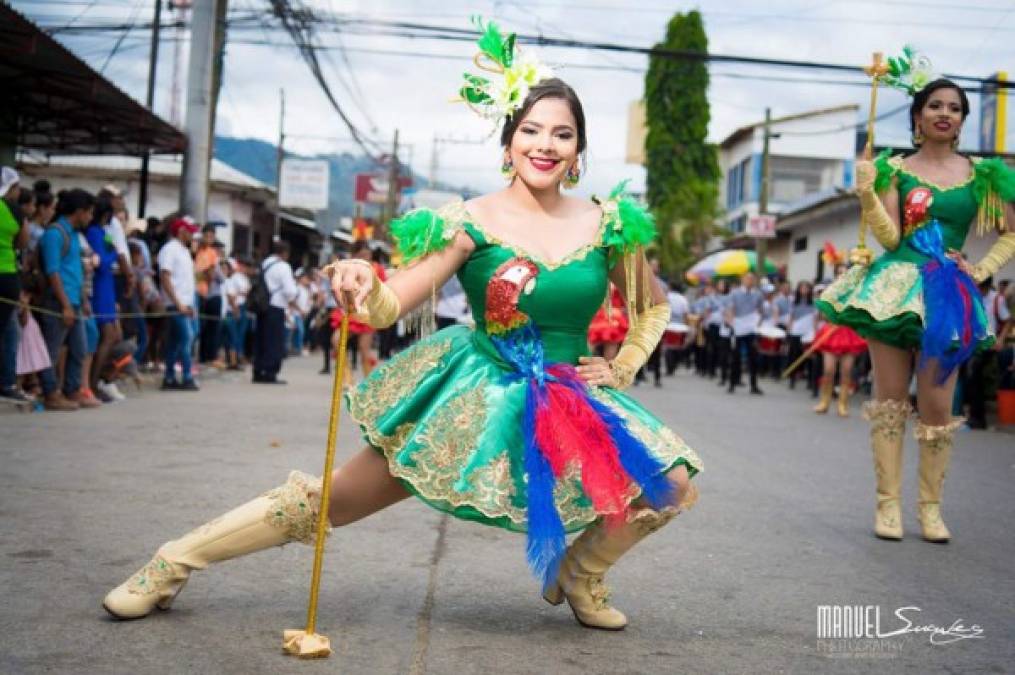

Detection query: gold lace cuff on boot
(263, 471), (331, 544)
(862, 399), (912, 435)
(913, 419), (964, 450)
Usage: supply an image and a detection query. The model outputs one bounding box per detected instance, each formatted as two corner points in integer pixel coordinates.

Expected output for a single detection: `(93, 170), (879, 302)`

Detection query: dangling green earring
(563, 163), (580, 189)
(501, 157), (516, 181)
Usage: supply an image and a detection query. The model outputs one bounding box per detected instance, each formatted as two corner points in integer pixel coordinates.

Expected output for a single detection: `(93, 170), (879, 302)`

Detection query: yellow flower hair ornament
(454, 16), (555, 127)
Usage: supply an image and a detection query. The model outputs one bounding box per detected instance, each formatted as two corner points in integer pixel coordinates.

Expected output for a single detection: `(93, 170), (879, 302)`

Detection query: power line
(775, 103), (910, 137)
(265, 0), (383, 161)
(98, 0), (145, 73)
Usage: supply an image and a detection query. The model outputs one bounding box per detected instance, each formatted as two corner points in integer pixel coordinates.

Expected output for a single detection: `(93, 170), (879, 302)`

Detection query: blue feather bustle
(496, 322), (676, 588)
(522, 380), (566, 589)
(908, 222), (988, 384)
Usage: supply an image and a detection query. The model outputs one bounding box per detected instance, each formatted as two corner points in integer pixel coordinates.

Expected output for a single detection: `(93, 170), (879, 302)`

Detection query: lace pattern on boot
(862, 399), (913, 438)
(263, 471), (330, 544)
(914, 419), (964, 453)
(126, 554), (182, 596)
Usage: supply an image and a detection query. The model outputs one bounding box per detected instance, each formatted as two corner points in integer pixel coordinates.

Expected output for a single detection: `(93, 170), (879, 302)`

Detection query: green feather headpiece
(455, 16), (554, 125)
(882, 45), (935, 97)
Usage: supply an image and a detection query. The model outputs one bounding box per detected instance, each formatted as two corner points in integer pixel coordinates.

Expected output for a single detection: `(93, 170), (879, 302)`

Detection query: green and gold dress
(345, 186), (701, 581)
(818, 151), (1015, 358)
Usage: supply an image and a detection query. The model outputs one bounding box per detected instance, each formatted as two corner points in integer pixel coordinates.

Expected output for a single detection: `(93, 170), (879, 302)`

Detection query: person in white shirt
(157, 217), (199, 391)
(222, 257), (251, 370)
(254, 240), (298, 384)
(664, 283), (690, 375)
(724, 272), (765, 395)
(289, 271), (313, 355)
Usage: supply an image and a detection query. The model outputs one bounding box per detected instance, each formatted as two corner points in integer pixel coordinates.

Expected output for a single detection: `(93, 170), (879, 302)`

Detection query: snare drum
(663, 323), (690, 350)
(757, 324), (787, 356)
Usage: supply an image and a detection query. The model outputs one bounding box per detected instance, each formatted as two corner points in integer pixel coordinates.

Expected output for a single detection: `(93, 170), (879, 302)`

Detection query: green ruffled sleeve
(390, 201), (467, 266)
(872, 149), (899, 194)
(973, 158), (1015, 204)
(971, 157), (1015, 236)
(599, 180), (657, 265)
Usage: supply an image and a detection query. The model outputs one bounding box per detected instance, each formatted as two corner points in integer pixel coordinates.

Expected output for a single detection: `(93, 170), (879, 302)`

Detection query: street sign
(354, 173), (412, 204)
(747, 214), (777, 239)
(279, 159), (329, 211)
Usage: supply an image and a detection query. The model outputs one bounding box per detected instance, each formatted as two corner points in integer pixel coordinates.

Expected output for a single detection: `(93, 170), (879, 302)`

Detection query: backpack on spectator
(245, 259), (277, 315)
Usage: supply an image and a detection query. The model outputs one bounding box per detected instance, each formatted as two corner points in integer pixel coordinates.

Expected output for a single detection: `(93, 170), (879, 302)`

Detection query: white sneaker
(97, 380), (126, 402)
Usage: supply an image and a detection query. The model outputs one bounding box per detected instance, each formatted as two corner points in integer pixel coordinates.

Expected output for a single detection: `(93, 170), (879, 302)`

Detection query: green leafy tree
(643, 11), (722, 275)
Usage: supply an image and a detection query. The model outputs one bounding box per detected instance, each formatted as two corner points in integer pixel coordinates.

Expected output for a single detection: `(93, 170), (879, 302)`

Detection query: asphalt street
(2, 355), (1012, 674)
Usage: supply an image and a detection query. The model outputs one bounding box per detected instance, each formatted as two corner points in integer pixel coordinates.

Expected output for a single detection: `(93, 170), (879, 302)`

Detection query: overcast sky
(16, 0), (1015, 199)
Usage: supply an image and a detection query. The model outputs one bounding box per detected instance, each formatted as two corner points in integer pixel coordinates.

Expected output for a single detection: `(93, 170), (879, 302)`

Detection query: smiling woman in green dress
(103, 20), (701, 632)
(817, 76), (1015, 544)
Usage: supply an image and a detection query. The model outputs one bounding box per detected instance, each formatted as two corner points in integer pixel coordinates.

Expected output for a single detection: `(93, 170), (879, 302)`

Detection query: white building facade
(718, 105), (859, 237)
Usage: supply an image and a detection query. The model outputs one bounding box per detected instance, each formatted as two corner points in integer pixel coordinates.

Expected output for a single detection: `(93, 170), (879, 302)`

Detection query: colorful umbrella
(685, 250), (776, 285)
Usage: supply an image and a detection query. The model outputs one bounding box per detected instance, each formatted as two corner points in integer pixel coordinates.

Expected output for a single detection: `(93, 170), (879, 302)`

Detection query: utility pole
(179, 0), (220, 222)
(207, 0), (228, 174)
(168, 0), (190, 127)
(274, 88), (285, 241)
(137, 0), (162, 218)
(756, 107), (772, 279)
(381, 129), (400, 240)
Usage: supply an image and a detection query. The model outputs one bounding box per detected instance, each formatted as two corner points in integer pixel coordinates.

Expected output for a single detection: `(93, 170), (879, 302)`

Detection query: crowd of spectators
(0, 166), (365, 412)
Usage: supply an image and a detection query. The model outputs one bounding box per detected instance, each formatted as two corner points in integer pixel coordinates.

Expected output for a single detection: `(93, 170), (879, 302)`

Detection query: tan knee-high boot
(863, 399), (911, 540)
(542, 482), (699, 630)
(813, 377), (834, 414)
(103, 471), (327, 620)
(837, 379), (852, 417)
(914, 420), (961, 543)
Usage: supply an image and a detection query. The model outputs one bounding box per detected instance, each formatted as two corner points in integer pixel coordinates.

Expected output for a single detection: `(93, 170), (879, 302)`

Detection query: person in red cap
(157, 217), (200, 390)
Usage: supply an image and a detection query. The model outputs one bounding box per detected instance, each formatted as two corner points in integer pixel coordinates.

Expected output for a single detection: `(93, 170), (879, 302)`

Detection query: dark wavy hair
(910, 78), (970, 141)
(500, 78), (587, 157)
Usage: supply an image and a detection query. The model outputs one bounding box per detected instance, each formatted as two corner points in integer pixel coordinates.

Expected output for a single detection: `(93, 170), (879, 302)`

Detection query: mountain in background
(213, 136), (474, 230)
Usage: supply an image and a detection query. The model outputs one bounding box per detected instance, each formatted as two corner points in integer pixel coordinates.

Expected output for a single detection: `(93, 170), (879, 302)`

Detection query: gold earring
(562, 163), (580, 189)
(500, 156), (515, 181)
(912, 126), (925, 146)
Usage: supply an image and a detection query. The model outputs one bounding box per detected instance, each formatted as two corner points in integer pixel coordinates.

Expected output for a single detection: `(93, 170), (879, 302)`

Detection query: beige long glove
(608, 303), (670, 389)
(972, 232), (1015, 283)
(327, 259), (401, 329)
(856, 160), (901, 251)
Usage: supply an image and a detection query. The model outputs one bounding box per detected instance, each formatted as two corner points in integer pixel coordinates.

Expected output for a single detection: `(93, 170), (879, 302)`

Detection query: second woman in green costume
(817, 78), (1015, 544)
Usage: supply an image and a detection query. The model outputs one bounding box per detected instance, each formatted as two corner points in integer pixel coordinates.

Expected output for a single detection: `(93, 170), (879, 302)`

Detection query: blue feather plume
(909, 223), (988, 383)
(522, 381), (566, 589)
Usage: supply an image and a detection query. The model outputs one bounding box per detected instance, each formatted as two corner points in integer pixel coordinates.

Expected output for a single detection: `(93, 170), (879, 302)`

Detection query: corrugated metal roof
(0, 5), (185, 154)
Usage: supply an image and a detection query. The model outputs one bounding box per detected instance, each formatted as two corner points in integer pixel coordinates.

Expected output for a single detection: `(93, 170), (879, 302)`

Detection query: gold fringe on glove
(859, 189), (901, 251)
(972, 232), (1015, 283)
(609, 302), (669, 389)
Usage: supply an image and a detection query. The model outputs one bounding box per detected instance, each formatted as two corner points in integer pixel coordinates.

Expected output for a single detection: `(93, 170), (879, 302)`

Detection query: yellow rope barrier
(0, 294), (226, 321)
